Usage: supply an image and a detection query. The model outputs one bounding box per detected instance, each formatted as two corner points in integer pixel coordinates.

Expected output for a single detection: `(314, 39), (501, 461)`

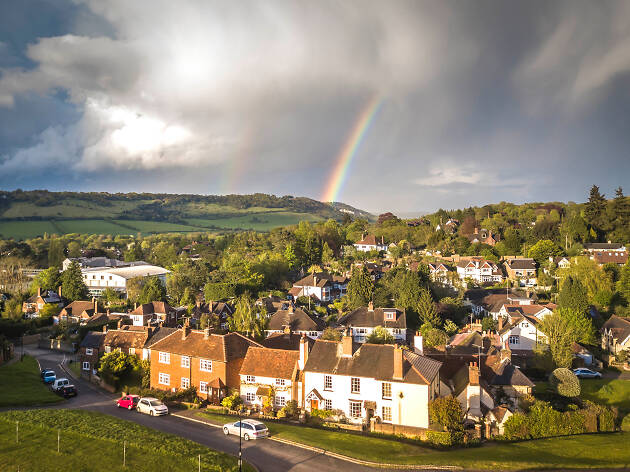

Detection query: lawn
(0, 410), (248, 472)
(0, 356), (63, 407)
(197, 410), (630, 469)
(0, 220), (59, 239)
(535, 378), (630, 414)
(114, 219), (208, 234)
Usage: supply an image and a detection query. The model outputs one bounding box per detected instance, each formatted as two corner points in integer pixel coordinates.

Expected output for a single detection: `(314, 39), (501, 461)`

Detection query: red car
(116, 394), (140, 410)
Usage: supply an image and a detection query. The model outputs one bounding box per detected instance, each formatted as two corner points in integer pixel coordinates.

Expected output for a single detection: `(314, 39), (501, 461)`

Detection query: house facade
(456, 258), (503, 284)
(129, 301), (178, 327)
(503, 258), (537, 287)
(58, 299), (98, 324)
(80, 264), (169, 297)
(498, 315), (547, 352)
(601, 315), (630, 355)
(427, 262), (450, 283)
(22, 287), (64, 317)
(265, 305), (325, 339)
(337, 302), (406, 343)
(290, 272), (348, 302)
(467, 228), (499, 246)
(353, 234), (388, 252)
(78, 330), (105, 378)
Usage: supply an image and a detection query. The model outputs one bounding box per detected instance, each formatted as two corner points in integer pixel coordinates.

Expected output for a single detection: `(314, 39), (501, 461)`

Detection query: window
(85, 348), (93, 356)
(275, 378), (286, 386)
(181, 356), (190, 368)
(158, 373), (170, 385)
(199, 381), (208, 394)
(82, 362), (90, 371)
(246, 392), (255, 402)
(356, 328), (367, 334)
(324, 375), (332, 391)
(392, 328), (401, 335)
(129, 348), (135, 355)
(323, 399), (332, 410)
(349, 401), (362, 418)
(181, 377), (190, 389)
(158, 352), (170, 364)
(382, 382), (392, 399)
(200, 359), (212, 372)
(351, 377), (360, 394)
(385, 311), (395, 320)
(522, 322), (529, 328)
(246, 375), (255, 383)
(508, 335), (520, 345)
(105, 346), (111, 353)
(275, 396), (286, 407)
(308, 331), (318, 337)
(382, 406), (392, 422)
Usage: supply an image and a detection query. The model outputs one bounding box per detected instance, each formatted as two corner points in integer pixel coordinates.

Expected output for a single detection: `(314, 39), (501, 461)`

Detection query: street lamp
(238, 408), (242, 472)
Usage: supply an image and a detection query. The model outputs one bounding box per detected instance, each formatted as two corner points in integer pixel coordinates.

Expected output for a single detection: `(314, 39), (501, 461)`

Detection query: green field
(0, 220), (59, 239)
(187, 211), (324, 231)
(0, 356), (63, 407)
(1, 199), (149, 219)
(197, 410), (630, 469)
(114, 219), (208, 233)
(0, 410), (248, 472)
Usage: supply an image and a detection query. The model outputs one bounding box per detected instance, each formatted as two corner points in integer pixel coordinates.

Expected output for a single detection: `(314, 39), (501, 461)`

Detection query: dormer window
(385, 311), (395, 321)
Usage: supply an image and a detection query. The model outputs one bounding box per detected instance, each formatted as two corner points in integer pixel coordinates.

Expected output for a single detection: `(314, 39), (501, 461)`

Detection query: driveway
(27, 347), (431, 472)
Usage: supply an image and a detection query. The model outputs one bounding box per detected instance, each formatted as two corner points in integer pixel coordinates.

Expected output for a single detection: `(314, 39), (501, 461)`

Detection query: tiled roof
(80, 332), (105, 349)
(261, 332), (316, 351)
(293, 273), (333, 288)
(103, 327), (150, 350)
(602, 315), (630, 342)
(60, 301), (96, 317)
(267, 307), (325, 332)
(355, 234), (385, 246)
(504, 258), (537, 270)
(338, 306), (406, 329)
(148, 329), (261, 361)
(240, 347), (299, 379)
(593, 252), (628, 265)
(584, 243), (624, 250)
(132, 301), (174, 316)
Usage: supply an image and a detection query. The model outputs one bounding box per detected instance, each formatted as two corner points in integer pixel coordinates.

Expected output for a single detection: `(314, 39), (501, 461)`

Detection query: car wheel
(150, 410), (154, 416)
(128, 405), (133, 410)
(117, 403), (121, 408)
(243, 433), (250, 441)
(223, 427), (229, 435)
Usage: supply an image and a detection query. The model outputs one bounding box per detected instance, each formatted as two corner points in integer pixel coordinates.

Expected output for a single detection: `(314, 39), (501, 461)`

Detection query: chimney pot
(368, 301), (374, 311)
(102, 325), (107, 333)
(58, 286), (62, 297)
(204, 327), (210, 339)
(37, 286), (41, 297)
(393, 346), (403, 380)
(342, 330), (353, 357)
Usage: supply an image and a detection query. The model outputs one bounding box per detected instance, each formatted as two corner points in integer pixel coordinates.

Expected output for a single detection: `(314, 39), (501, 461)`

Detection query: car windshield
(149, 400), (163, 407)
(254, 424), (267, 431)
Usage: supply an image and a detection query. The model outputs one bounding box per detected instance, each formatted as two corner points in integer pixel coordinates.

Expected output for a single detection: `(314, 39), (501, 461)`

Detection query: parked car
(222, 420), (268, 441)
(42, 371), (56, 384)
(51, 378), (70, 391)
(40, 369), (55, 379)
(58, 385), (78, 398)
(136, 397), (168, 416)
(116, 395), (140, 410)
(573, 368), (602, 379)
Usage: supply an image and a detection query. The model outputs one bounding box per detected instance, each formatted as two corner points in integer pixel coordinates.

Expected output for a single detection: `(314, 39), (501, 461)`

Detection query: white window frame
(275, 378), (286, 386)
(246, 375), (255, 383)
(181, 377), (190, 389)
(200, 359), (212, 372)
(323, 399), (332, 410)
(199, 381), (208, 394)
(246, 392), (255, 403)
(158, 352), (170, 364)
(349, 400), (362, 418)
(382, 382), (392, 399)
(105, 346), (111, 354)
(158, 373), (170, 385)
(82, 361), (90, 371)
(85, 348), (93, 356)
(275, 396), (286, 407)
(129, 348), (135, 355)
(181, 356), (190, 368)
(508, 335), (519, 345)
(382, 406), (392, 422)
(351, 377), (360, 394)
(324, 375), (333, 391)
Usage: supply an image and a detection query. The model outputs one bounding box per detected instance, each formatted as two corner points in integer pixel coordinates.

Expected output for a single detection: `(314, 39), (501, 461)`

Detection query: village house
(427, 262), (450, 283)
(498, 314), (547, 352)
(129, 301), (179, 327)
(22, 287), (64, 318)
(467, 228), (499, 246)
(601, 315), (630, 355)
(190, 300), (233, 329)
(261, 330), (316, 351)
(265, 305), (325, 339)
(149, 326), (260, 402)
(239, 346), (300, 411)
(346, 261), (385, 281)
(337, 302), (406, 343)
(456, 258), (503, 284)
(302, 332), (442, 429)
(256, 294), (289, 314)
(498, 303), (553, 322)
(591, 250), (629, 267)
(103, 324), (153, 359)
(58, 299), (99, 324)
(435, 218), (459, 233)
(289, 272), (348, 303)
(583, 242), (627, 255)
(503, 258), (537, 287)
(549, 256), (571, 269)
(353, 234), (388, 252)
(78, 330), (106, 378)
(465, 289), (537, 319)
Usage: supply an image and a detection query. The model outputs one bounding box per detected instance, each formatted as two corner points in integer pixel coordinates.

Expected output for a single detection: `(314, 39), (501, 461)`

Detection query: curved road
(28, 347), (429, 472)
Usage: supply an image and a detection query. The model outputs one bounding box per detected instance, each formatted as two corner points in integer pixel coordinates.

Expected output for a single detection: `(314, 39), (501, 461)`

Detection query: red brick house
(149, 326), (261, 402)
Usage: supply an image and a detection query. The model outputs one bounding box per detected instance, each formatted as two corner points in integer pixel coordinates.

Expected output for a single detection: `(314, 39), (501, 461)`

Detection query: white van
(51, 378), (70, 391)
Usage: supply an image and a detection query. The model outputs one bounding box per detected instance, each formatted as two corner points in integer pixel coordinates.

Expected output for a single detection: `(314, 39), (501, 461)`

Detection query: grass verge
(536, 378), (630, 414)
(0, 355), (63, 407)
(197, 410), (630, 469)
(0, 409), (250, 472)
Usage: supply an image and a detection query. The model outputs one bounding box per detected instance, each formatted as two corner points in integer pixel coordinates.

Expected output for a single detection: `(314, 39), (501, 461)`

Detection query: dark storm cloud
(0, 0), (629, 212)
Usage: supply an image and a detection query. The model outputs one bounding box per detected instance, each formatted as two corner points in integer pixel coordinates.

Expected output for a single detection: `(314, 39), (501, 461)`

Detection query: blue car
(573, 368), (602, 379)
(42, 371), (56, 384)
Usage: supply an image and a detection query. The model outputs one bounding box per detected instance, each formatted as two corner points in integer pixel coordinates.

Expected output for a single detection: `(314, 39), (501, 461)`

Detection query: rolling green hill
(0, 190), (372, 239)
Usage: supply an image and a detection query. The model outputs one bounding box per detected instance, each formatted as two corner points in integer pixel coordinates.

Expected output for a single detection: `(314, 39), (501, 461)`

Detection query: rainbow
(321, 96), (382, 203)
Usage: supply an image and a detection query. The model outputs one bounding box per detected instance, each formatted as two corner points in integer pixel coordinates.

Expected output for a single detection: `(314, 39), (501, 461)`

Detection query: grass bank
(0, 409), (250, 472)
(0, 355), (63, 407)
(197, 410), (630, 469)
(536, 378), (630, 414)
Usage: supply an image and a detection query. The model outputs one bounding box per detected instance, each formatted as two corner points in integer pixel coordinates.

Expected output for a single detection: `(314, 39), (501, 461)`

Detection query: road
(28, 347), (426, 472)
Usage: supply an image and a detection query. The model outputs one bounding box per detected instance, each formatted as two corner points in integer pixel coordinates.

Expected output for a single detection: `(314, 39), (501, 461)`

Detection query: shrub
(429, 396), (464, 432)
(221, 392), (243, 410)
(621, 414), (630, 432)
(503, 412), (531, 440)
(310, 408), (334, 419)
(283, 400), (298, 418)
(549, 368), (580, 397)
(426, 430), (465, 447)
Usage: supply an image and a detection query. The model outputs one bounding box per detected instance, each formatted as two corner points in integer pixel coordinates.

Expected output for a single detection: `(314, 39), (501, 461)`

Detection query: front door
(310, 400), (319, 410)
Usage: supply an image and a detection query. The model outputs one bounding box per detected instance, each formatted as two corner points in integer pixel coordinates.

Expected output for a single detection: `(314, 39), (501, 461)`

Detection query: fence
(370, 420), (428, 439)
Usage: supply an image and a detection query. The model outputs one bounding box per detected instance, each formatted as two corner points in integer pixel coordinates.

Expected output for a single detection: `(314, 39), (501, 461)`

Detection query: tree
(66, 241), (81, 258)
(618, 261), (630, 303)
(102, 287), (122, 305)
(284, 244), (299, 270)
(528, 239), (563, 265)
(346, 266), (374, 309)
(429, 396), (464, 432)
(539, 312), (576, 368)
(557, 307), (597, 345)
(420, 323), (448, 348)
(48, 237), (65, 268)
(229, 293), (266, 338)
(443, 319), (459, 336)
(61, 260), (88, 301)
(39, 303), (61, 319)
(481, 316), (497, 332)
(549, 368), (580, 397)
(179, 287), (196, 306)
(138, 276), (166, 304)
(365, 326), (395, 344)
(557, 276), (589, 314)
(2, 297), (24, 320)
(417, 288), (441, 327)
(321, 327), (342, 341)
(584, 184), (607, 231)
(321, 242), (334, 264)
(30, 267), (60, 294)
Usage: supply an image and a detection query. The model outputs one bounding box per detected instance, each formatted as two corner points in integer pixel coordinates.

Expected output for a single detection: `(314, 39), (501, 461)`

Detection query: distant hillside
(0, 190), (372, 240)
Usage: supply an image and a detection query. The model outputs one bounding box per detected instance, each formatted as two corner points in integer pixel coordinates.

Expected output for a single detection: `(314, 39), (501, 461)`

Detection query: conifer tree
(417, 288), (441, 327)
(61, 260), (88, 301)
(584, 184), (607, 233)
(557, 276), (589, 315)
(347, 266), (374, 309)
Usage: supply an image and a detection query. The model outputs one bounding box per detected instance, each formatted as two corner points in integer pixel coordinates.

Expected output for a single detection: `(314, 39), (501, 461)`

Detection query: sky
(1, 0), (630, 215)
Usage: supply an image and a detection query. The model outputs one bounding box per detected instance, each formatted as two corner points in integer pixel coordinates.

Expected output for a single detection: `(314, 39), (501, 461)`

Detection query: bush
(503, 400), (588, 440)
(221, 392), (243, 410)
(310, 408), (334, 419)
(429, 396), (464, 432)
(426, 430), (465, 446)
(549, 368), (580, 397)
(621, 414), (630, 432)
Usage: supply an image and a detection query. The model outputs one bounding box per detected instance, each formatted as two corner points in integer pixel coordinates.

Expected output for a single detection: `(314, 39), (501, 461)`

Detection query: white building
(80, 264), (169, 296)
(302, 334), (442, 429)
(239, 347), (300, 410)
(353, 234), (388, 252)
(498, 315), (547, 352)
(337, 302), (406, 343)
(289, 272), (348, 303)
(456, 258), (503, 284)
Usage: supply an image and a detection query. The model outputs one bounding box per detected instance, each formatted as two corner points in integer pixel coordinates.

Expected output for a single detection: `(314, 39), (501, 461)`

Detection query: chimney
(37, 286), (41, 297)
(134, 302), (137, 310)
(117, 319), (122, 329)
(381, 235), (384, 244)
(313, 275), (317, 287)
(298, 334), (309, 370)
(368, 301), (374, 311)
(288, 304), (294, 314)
(474, 227), (479, 235)
(182, 323), (190, 340)
(94, 298), (98, 313)
(204, 327), (211, 339)
(501, 342), (512, 362)
(209, 300), (214, 312)
(102, 325), (108, 333)
(106, 308), (110, 315)
(393, 346), (404, 380)
(58, 285), (62, 297)
(469, 362), (479, 386)
(413, 331), (423, 355)
(342, 328), (353, 357)
(283, 324), (291, 335)
(498, 316), (504, 332)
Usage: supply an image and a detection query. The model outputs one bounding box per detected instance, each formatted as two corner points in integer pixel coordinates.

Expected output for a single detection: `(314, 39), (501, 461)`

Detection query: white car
(223, 419), (268, 440)
(573, 368), (602, 379)
(136, 397), (169, 416)
(51, 378), (70, 391)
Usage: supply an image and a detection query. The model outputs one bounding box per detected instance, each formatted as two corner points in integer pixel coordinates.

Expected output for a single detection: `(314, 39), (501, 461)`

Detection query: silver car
(223, 419), (268, 440)
(136, 397), (169, 416)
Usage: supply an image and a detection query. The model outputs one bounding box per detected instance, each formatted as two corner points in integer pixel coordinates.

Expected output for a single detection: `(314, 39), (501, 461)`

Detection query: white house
(302, 333), (442, 429)
(498, 315), (547, 352)
(353, 234), (388, 252)
(239, 347), (300, 410)
(601, 315), (630, 355)
(456, 258), (503, 284)
(80, 264), (169, 297)
(337, 302), (406, 343)
(289, 272), (348, 302)
(427, 262), (450, 283)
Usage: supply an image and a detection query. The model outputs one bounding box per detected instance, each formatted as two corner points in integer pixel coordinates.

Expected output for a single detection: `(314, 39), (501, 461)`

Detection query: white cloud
(413, 164), (483, 186)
